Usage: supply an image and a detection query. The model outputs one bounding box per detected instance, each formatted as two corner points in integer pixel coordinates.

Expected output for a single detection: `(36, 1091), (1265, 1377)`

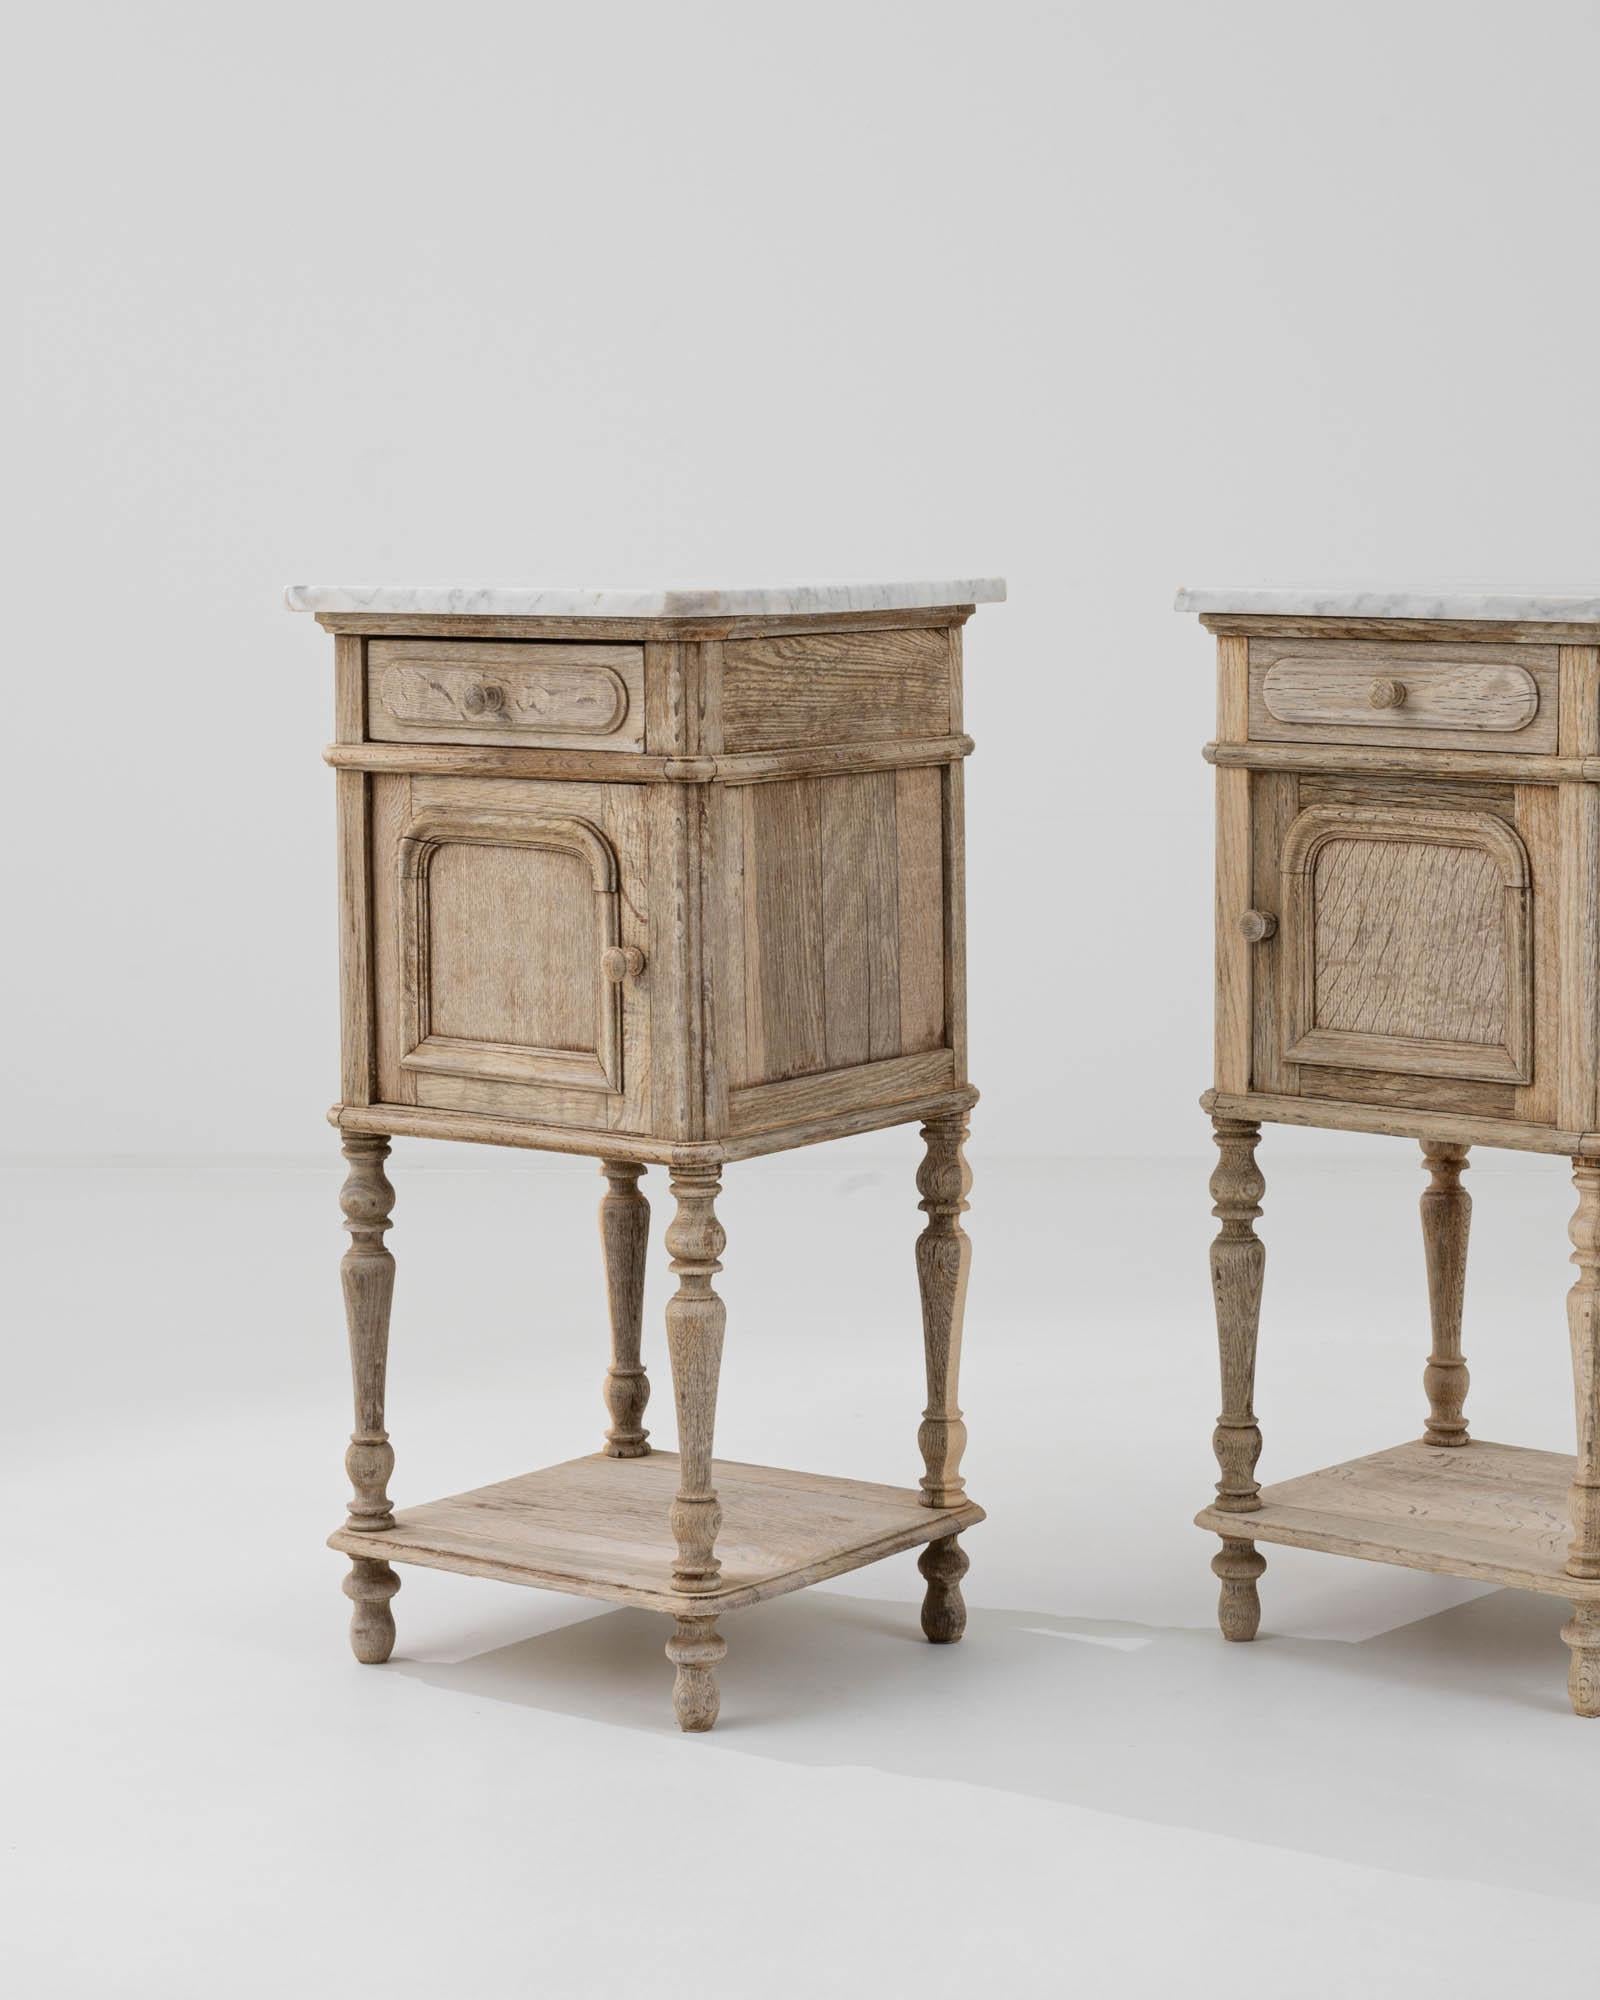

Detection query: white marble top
(1174, 584), (1599, 623)
(286, 578), (1006, 618)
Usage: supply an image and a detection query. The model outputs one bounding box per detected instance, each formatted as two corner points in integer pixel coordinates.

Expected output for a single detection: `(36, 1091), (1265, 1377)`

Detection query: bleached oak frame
(317, 603), (989, 1731)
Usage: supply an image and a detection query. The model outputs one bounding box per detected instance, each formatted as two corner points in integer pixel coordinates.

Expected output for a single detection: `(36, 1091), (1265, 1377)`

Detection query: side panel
(721, 629), (952, 753)
(711, 766), (957, 1135)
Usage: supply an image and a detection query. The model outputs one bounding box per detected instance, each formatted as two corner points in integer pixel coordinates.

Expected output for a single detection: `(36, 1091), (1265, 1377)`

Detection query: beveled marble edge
(1174, 584), (1599, 623)
(285, 578), (1006, 618)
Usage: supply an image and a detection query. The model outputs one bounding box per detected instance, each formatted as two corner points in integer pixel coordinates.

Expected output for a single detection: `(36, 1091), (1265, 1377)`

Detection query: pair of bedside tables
(290, 579), (1000, 1730)
(293, 576), (1600, 1728)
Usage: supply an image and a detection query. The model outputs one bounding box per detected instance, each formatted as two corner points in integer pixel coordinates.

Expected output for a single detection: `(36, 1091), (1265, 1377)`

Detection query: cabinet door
(1278, 802), (1533, 1084)
(366, 776), (652, 1134)
(399, 805), (626, 1093)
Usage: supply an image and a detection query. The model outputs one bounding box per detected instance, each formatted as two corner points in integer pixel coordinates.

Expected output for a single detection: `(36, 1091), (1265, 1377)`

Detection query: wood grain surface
(720, 628), (951, 752)
(734, 769), (945, 1090)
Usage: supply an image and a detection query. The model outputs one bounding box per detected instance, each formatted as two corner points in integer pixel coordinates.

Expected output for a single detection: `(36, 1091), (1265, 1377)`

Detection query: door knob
(602, 945), (647, 983)
(1239, 910), (1278, 943)
(461, 681), (507, 716)
(1368, 677), (1408, 710)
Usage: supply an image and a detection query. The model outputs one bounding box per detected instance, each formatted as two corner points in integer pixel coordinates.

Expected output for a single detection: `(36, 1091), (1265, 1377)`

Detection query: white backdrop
(13, 13), (1600, 1994)
(13, 0), (1599, 1161)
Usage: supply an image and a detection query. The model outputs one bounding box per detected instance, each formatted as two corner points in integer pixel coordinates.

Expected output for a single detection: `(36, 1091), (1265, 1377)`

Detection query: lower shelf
(1196, 1438), (1599, 1600)
(330, 1451), (985, 1616)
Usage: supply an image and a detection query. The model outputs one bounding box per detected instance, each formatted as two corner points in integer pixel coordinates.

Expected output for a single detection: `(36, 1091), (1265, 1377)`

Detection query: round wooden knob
(1239, 910), (1278, 943)
(601, 945), (646, 983)
(461, 682), (507, 717)
(1368, 677), (1408, 710)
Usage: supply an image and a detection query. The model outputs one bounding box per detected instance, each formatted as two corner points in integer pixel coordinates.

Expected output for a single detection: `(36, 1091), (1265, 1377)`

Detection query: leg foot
(343, 1559), (400, 1664)
(918, 1534), (969, 1644)
(1212, 1539), (1266, 1642)
(1420, 1142), (1472, 1446)
(1564, 1605), (1600, 1717)
(666, 1616), (726, 1731)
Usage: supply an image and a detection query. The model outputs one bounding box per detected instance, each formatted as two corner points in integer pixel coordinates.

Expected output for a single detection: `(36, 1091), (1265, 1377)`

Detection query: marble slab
(1174, 585), (1599, 623)
(286, 578), (1006, 618)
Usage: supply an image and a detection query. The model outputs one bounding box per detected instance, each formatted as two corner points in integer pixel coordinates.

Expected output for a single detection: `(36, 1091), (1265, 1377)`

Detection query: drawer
(1247, 638), (1557, 754)
(366, 639), (644, 750)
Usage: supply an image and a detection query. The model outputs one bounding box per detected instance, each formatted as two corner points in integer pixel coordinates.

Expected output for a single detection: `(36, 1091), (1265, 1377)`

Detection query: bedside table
(1183, 585), (1600, 1716)
(288, 577), (1003, 1730)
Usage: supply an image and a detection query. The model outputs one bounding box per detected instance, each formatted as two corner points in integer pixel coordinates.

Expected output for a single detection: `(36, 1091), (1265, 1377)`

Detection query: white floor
(4, 1142), (1594, 1997)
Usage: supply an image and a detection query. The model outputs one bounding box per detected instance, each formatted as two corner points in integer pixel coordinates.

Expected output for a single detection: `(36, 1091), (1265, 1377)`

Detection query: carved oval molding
(382, 660), (630, 736)
(1263, 655), (1540, 733)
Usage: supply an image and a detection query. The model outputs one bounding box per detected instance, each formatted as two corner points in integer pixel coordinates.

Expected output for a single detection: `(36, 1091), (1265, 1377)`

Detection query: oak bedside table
(1184, 584), (1600, 1716)
(288, 577), (1003, 1730)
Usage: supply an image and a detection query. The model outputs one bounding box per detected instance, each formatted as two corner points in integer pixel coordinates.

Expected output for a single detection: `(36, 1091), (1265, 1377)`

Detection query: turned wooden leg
(1566, 1161), (1600, 1590)
(915, 1115), (973, 1644)
(664, 1168), (726, 1594)
(599, 1160), (651, 1457)
(1209, 1118), (1266, 1641)
(1420, 1142), (1472, 1446)
(666, 1616), (727, 1732)
(918, 1535), (969, 1643)
(915, 1114), (971, 1509)
(339, 1134), (399, 1662)
(1563, 1605), (1600, 1718)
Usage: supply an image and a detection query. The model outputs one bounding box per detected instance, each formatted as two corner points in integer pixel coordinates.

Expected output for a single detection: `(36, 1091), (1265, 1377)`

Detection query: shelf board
(331, 1451), (984, 1616)
(1197, 1438), (1599, 1600)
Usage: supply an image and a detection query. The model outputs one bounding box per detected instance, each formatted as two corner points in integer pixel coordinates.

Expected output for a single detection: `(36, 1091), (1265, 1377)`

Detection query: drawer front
(367, 640), (644, 750)
(1248, 638), (1557, 753)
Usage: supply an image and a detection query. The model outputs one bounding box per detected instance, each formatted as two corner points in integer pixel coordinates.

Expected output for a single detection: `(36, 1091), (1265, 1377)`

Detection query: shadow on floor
(390, 1572), (1595, 1903)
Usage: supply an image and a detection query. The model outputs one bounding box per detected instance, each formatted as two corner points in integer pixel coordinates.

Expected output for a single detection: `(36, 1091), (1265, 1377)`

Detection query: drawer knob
(1368, 676), (1409, 710)
(1239, 910), (1278, 944)
(602, 945), (647, 984)
(461, 681), (508, 717)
